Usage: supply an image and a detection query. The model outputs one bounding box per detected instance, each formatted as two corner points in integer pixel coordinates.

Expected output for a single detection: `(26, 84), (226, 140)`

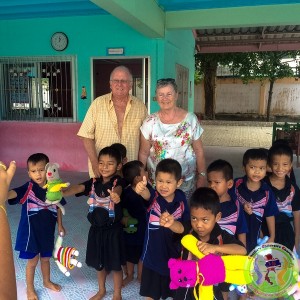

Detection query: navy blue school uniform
(264, 176), (300, 251)
(232, 176), (279, 253)
(8, 180), (66, 256)
(218, 196), (248, 237)
(77, 175), (126, 271)
(140, 188), (190, 299)
(173, 222), (245, 300)
(121, 183), (151, 263)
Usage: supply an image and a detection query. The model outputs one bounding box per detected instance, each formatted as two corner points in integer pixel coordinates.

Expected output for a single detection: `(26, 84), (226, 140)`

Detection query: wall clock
(51, 32), (68, 51)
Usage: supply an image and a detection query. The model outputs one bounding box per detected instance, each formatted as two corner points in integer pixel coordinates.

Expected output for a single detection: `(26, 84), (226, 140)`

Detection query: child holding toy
(265, 143), (300, 254)
(7, 153), (66, 300)
(207, 159), (248, 300)
(139, 158), (190, 300)
(160, 187), (247, 300)
(121, 160), (150, 286)
(63, 146), (125, 300)
(231, 148), (279, 253)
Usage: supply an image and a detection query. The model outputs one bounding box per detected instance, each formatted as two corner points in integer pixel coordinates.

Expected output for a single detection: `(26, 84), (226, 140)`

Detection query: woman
(138, 78), (206, 199)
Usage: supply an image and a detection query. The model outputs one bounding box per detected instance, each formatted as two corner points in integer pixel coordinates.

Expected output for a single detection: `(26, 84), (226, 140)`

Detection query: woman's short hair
(156, 78), (178, 93)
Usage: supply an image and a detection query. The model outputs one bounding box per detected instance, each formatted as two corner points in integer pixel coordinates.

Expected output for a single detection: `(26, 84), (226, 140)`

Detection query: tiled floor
(6, 122), (300, 299)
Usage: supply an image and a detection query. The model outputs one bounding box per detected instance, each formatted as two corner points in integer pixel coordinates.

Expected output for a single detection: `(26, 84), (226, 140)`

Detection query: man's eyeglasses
(157, 78), (176, 84)
(110, 79), (132, 85)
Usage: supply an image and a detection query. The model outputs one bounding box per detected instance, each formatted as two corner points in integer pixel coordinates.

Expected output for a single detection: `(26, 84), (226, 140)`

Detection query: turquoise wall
(0, 14), (195, 119)
(165, 29), (195, 112)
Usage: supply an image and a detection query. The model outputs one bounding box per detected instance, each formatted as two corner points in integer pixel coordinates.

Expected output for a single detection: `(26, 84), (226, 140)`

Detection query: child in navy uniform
(160, 187), (246, 300)
(63, 146), (125, 300)
(207, 159), (248, 300)
(232, 148), (279, 253)
(121, 160), (150, 286)
(139, 158), (190, 300)
(207, 159), (248, 245)
(265, 143), (300, 254)
(8, 153), (66, 300)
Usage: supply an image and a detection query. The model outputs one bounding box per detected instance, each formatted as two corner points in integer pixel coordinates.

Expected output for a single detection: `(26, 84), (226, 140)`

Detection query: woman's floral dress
(140, 112), (203, 198)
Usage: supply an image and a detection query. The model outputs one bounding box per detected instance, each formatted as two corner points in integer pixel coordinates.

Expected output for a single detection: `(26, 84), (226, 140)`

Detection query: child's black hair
(98, 146), (122, 165)
(111, 143), (127, 162)
(268, 141), (293, 164)
(155, 158), (182, 181)
(242, 148), (268, 167)
(190, 187), (221, 216)
(27, 153), (49, 167)
(122, 160), (144, 185)
(207, 159), (233, 181)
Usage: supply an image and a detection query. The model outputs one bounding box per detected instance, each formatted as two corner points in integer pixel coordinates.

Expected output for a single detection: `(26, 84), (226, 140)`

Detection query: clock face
(51, 32), (68, 51)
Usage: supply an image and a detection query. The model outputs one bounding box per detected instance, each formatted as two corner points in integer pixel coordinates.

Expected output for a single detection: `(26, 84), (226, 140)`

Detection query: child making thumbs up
(121, 161), (150, 286)
(139, 158), (190, 300)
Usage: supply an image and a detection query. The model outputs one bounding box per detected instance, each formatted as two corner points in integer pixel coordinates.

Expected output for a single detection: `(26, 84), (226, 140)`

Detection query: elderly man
(78, 66), (148, 177)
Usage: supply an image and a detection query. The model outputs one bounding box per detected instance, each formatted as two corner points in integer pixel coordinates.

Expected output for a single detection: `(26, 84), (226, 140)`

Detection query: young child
(232, 148), (279, 253)
(121, 160), (150, 286)
(62, 146), (124, 300)
(269, 139), (297, 185)
(265, 143), (300, 254)
(160, 187), (247, 300)
(207, 159), (247, 245)
(111, 143), (128, 166)
(139, 158), (190, 300)
(207, 159), (248, 300)
(7, 153), (66, 300)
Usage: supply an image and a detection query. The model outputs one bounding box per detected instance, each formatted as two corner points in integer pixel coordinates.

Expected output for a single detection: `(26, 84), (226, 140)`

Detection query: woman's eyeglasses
(157, 78), (176, 84)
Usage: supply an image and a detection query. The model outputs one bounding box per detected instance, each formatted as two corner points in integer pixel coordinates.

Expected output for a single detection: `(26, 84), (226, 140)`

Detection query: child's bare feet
(43, 281), (61, 292)
(27, 288), (38, 300)
(112, 292), (122, 300)
(89, 289), (106, 300)
(122, 274), (134, 287)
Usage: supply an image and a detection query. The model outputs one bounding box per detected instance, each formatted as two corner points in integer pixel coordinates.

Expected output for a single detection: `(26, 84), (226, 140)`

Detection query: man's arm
(81, 137), (100, 177)
(138, 134), (150, 167)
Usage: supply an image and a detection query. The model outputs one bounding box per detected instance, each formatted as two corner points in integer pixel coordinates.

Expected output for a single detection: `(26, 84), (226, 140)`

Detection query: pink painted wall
(0, 121), (88, 171)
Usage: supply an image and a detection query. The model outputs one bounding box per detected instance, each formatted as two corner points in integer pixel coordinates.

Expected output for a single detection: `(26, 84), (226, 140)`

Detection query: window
(0, 56), (76, 122)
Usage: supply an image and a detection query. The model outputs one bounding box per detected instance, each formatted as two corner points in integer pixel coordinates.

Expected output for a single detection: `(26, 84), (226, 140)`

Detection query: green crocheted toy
(43, 162), (70, 215)
(123, 208), (138, 234)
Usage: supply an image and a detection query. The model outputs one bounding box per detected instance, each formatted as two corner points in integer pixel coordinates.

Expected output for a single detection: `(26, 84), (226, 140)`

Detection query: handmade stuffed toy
(168, 234), (253, 300)
(43, 162), (69, 215)
(122, 208), (138, 234)
(53, 234), (82, 276)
